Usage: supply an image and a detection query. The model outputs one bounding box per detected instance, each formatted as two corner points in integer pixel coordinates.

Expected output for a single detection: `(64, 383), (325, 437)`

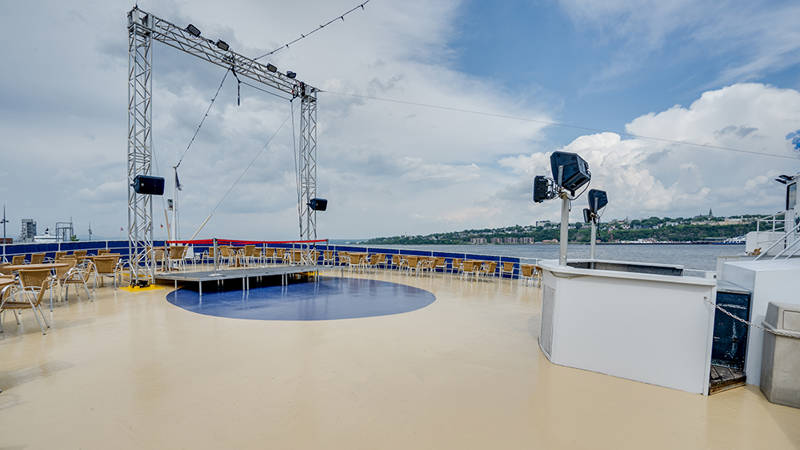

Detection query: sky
(1, 0), (799, 240)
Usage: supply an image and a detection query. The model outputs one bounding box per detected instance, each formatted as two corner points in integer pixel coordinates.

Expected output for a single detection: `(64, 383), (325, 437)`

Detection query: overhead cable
(322, 90), (798, 161)
(175, 69), (230, 169)
(254, 0), (372, 61)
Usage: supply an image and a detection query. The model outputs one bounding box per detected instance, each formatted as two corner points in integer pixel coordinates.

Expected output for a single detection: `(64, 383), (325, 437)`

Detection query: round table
(4, 263), (69, 272)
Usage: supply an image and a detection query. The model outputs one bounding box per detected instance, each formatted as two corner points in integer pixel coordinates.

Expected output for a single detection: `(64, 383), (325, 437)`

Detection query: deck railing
(2, 240), (540, 280)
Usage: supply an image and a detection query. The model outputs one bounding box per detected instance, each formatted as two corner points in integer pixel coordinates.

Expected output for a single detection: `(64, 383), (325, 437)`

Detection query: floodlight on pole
(286, 71), (297, 79)
(266, 63), (278, 73)
(531, 151), (593, 266)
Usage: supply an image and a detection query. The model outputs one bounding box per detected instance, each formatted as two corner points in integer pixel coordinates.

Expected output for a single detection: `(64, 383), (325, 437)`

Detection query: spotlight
(286, 71), (297, 79)
(776, 178), (788, 185)
(266, 63), (278, 73)
(583, 208), (593, 224)
(587, 189), (608, 213)
(215, 39), (230, 51)
(307, 198), (328, 211)
(185, 24), (201, 37)
(550, 151), (590, 195)
(533, 176), (556, 203)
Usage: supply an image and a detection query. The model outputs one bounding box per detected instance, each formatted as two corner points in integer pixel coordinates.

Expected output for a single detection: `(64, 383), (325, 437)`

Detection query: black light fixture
(286, 71), (297, 79)
(588, 189), (608, 212)
(215, 39), (230, 51)
(266, 63), (278, 73)
(550, 151), (591, 195)
(776, 178), (788, 185)
(533, 176), (555, 203)
(185, 24), (201, 37)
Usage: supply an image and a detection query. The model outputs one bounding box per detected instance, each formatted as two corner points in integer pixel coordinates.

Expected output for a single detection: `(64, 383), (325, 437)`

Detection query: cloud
(499, 83), (800, 222)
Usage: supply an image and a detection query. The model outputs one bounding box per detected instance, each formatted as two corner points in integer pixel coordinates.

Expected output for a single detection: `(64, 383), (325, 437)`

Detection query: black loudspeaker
(588, 189), (608, 212)
(133, 175), (165, 195)
(533, 176), (550, 203)
(550, 151), (590, 194)
(308, 198), (328, 211)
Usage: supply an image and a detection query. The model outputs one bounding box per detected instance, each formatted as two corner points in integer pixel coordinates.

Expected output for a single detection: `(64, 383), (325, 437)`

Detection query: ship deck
(1, 268), (799, 449)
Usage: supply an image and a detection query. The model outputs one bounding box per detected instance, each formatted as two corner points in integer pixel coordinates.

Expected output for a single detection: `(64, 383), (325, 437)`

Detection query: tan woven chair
(338, 251), (349, 266)
(0, 263), (9, 275)
(63, 260), (93, 300)
(94, 255), (121, 288)
(30, 253), (45, 264)
(12, 268), (54, 334)
(54, 251), (67, 261)
(168, 246), (187, 271)
(243, 245), (257, 266)
(72, 249), (88, 258)
(53, 258), (77, 303)
(97, 249), (110, 255)
(451, 258), (463, 275)
(11, 255), (25, 265)
(432, 257), (446, 273)
(480, 261), (497, 280)
(501, 262), (515, 278)
(392, 254), (406, 271)
(462, 261), (480, 281)
(520, 264), (534, 285)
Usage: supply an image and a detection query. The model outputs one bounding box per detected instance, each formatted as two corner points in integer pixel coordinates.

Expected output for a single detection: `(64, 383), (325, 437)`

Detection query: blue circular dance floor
(166, 276), (436, 321)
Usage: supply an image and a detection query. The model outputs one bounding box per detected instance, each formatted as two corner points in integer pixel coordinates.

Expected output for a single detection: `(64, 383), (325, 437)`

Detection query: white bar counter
(538, 259), (717, 394)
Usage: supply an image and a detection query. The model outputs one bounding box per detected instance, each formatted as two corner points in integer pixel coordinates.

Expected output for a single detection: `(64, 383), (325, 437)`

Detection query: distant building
(490, 237), (503, 244)
(521, 237), (534, 244)
(470, 237), (487, 245)
(535, 220), (553, 227)
(20, 219), (36, 242)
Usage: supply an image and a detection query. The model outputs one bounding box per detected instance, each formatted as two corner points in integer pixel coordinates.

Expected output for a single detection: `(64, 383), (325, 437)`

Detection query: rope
(321, 90), (798, 161)
(254, 0), (372, 60)
(175, 69), (230, 169)
(190, 114), (292, 239)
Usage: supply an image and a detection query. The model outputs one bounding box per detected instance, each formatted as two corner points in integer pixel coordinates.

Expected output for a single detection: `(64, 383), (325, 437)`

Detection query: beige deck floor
(1, 269), (799, 449)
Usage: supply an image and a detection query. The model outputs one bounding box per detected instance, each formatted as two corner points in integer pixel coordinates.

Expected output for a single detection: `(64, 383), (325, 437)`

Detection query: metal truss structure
(127, 7), (319, 282)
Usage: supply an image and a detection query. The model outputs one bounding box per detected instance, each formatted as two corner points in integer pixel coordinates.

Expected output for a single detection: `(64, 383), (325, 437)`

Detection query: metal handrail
(755, 220), (800, 260)
(755, 211), (785, 233)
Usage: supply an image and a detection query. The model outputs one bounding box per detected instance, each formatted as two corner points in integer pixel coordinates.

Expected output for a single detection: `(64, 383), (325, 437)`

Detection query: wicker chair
(500, 262), (515, 278)
(11, 255), (25, 265)
(53, 258), (77, 304)
(30, 253), (45, 264)
(94, 256), (122, 288)
(480, 261), (497, 280)
(168, 246), (187, 271)
(450, 258), (462, 275)
(11, 268), (54, 334)
(461, 261), (478, 281)
(63, 260), (93, 300)
(97, 249), (111, 255)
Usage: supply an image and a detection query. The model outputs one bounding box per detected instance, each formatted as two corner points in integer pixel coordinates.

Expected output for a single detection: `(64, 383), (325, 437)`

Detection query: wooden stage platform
(155, 265), (319, 294)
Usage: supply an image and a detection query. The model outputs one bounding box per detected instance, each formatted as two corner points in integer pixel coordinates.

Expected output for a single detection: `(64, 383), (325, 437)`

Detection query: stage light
(267, 63), (278, 73)
(583, 208), (593, 224)
(776, 178), (788, 185)
(588, 189), (608, 212)
(533, 176), (553, 203)
(185, 24), (201, 37)
(133, 175), (165, 196)
(308, 198), (328, 211)
(286, 71), (297, 79)
(215, 39), (230, 51)
(550, 151), (590, 194)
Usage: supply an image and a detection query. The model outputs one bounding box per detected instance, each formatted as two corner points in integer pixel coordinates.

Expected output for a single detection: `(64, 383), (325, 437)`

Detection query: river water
(372, 244), (745, 271)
